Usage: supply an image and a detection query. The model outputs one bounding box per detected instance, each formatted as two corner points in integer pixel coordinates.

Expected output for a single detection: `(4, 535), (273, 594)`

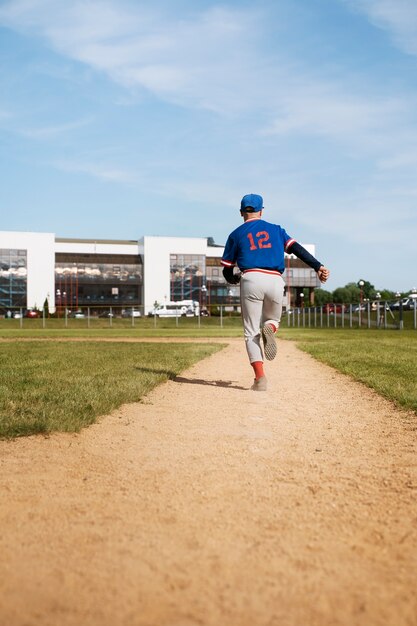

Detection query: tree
(333, 283), (360, 303)
(333, 287), (351, 303)
(357, 279), (375, 300)
(314, 288), (332, 306)
(379, 289), (396, 301)
(43, 297), (49, 317)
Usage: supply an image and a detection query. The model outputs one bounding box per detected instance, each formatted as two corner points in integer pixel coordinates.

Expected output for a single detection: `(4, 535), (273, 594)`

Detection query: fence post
(414, 299), (416, 330)
(42, 306), (46, 329)
(65, 307), (68, 328)
(334, 306), (337, 328)
(88, 307), (90, 328)
(384, 301), (387, 329)
(20, 308), (23, 329)
(220, 306), (223, 328)
(349, 304), (352, 328)
(367, 301), (371, 328)
(399, 301), (404, 330)
(341, 305), (344, 328)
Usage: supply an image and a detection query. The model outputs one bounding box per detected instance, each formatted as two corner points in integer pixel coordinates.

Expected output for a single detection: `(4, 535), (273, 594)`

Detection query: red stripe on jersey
(221, 259), (235, 267)
(243, 269), (282, 276)
(285, 238), (296, 251)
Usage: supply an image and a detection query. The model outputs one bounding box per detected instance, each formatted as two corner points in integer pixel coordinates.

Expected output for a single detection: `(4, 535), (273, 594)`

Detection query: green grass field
(280, 328), (417, 415)
(0, 315), (244, 338)
(1, 323), (416, 440)
(0, 341), (224, 438)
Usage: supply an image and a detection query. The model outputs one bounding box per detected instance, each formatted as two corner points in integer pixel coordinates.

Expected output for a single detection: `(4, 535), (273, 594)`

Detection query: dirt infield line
(0, 339), (416, 626)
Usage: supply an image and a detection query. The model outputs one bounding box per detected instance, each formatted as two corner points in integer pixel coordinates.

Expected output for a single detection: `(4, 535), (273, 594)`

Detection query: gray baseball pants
(240, 271), (285, 363)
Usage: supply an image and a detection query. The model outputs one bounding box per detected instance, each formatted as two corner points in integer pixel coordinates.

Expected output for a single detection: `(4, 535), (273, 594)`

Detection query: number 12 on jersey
(247, 231), (272, 250)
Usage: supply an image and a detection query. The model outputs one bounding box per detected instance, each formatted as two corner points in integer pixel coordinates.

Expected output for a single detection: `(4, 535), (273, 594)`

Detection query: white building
(0, 231), (55, 312)
(0, 230), (318, 314)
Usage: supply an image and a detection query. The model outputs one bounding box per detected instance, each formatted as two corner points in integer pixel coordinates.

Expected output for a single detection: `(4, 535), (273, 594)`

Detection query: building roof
(55, 237), (138, 245)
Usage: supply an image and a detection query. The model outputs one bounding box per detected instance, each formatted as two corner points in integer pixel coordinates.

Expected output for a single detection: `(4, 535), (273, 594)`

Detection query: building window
(0, 248), (27, 308)
(170, 254), (206, 301)
(55, 253), (143, 310)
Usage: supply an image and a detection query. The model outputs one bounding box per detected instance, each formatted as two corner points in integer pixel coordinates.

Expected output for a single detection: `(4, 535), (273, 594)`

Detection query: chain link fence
(1, 300), (416, 330)
(0, 304), (242, 329)
(283, 300), (417, 330)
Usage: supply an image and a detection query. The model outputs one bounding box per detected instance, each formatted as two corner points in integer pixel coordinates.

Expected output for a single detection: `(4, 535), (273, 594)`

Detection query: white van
(149, 300), (200, 317)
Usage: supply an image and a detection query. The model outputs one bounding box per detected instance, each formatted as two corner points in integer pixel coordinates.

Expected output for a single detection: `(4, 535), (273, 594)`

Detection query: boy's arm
(317, 267), (330, 283)
(287, 241), (330, 283)
(222, 266), (241, 284)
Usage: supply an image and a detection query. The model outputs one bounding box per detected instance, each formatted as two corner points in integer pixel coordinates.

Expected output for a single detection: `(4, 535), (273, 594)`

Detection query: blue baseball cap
(240, 193), (263, 212)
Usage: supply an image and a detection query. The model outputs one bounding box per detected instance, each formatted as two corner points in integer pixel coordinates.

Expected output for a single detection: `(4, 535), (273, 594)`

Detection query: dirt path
(0, 339), (416, 626)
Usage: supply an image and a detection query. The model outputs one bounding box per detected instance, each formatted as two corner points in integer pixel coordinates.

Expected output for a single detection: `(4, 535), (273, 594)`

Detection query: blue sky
(1, 0), (416, 292)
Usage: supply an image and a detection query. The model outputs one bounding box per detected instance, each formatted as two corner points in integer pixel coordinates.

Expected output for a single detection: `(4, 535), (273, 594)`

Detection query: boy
(221, 193), (330, 390)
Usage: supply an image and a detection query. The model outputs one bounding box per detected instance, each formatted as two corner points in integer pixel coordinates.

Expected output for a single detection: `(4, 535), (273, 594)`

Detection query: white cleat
(262, 324), (277, 361)
(251, 376), (267, 391)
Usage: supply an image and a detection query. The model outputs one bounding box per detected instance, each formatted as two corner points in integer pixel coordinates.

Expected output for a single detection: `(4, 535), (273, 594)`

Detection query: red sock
(251, 361), (264, 380)
(269, 323), (277, 333)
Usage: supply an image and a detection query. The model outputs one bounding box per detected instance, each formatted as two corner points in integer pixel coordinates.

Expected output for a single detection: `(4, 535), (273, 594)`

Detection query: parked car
(121, 309), (141, 318)
(98, 311), (114, 318)
(148, 300), (200, 318)
(390, 298), (416, 311)
(26, 309), (40, 318)
(70, 310), (85, 318)
(370, 301), (391, 311)
(322, 304), (347, 314)
(405, 298), (417, 310)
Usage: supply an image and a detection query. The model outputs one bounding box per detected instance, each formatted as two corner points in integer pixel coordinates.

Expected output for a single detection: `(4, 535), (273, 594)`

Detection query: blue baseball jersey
(221, 218), (295, 273)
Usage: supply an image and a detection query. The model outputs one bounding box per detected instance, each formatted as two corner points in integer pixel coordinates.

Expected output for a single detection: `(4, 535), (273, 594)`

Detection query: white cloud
(378, 150), (417, 170)
(2, 0), (414, 152)
(263, 87), (405, 141)
(54, 159), (137, 183)
(284, 194), (416, 245)
(344, 0), (417, 56)
(20, 118), (92, 138)
(1, 0), (415, 140)
(0, 1), (259, 114)
(1, 2), (416, 226)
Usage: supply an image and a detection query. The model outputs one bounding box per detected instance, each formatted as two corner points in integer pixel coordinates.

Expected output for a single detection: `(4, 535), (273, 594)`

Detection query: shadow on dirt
(173, 376), (247, 390)
(134, 366), (247, 390)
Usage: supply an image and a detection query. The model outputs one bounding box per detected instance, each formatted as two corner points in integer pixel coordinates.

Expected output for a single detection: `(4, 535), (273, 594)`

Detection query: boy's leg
(261, 275), (285, 327)
(261, 276), (285, 361)
(240, 274), (264, 364)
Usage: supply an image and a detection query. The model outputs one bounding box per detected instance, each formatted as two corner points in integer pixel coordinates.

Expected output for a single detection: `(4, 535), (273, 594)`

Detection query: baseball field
(0, 327), (416, 625)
